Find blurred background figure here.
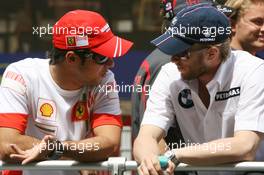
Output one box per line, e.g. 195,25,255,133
225,0,264,56
15,0,33,53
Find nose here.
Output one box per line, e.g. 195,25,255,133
105,59,115,68
261,24,264,32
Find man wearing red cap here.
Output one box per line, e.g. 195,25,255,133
0,10,133,175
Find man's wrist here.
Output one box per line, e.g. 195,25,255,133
164,150,180,166
46,139,64,160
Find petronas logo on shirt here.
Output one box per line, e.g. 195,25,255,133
71,101,89,122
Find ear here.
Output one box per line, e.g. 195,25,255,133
65,51,77,63
230,19,238,35
207,47,219,61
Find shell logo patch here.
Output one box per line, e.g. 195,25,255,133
71,101,89,122
37,98,56,121
40,103,53,117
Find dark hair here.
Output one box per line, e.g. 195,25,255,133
48,46,91,65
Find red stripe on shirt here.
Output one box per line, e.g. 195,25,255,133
0,113,28,134
91,114,123,129
141,60,151,108
173,0,177,8
2,170,22,175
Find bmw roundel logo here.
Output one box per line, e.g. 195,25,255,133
178,89,194,109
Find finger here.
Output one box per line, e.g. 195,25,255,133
45,135,55,141
165,161,175,175
22,156,36,165
138,163,150,175
10,144,25,155
9,154,27,162
151,158,163,175
10,154,26,159
143,159,159,175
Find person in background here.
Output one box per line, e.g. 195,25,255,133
225,0,264,56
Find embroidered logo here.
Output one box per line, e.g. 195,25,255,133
71,101,89,121
178,89,194,108
40,103,54,117
215,87,240,101
66,36,76,46
37,98,56,121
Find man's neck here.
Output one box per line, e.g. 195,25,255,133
49,65,83,91
198,81,210,109
231,38,257,55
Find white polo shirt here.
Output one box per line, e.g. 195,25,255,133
0,58,122,175
142,50,264,158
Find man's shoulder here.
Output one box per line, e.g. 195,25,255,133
1,58,48,95
134,49,172,83
100,70,115,85
231,50,264,69
143,49,171,69
232,50,264,63
7,58,48,72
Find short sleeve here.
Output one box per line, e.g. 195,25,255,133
141,63,178,134
235,64,264,133
91,71,122,128
0,64,29,133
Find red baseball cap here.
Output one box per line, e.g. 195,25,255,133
52,10,133,58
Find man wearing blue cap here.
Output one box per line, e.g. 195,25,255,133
133,4,264,175
132,0,214,153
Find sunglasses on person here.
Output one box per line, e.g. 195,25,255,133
172,46,211,61
74,50,109,65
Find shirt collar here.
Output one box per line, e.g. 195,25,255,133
207,51,234,91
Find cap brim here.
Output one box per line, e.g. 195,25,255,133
91,36,133,58
151,32,192,55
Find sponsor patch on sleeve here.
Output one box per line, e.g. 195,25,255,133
1,71,26,95
215,87,240,101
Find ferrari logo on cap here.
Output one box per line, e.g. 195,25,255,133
66,36,76,47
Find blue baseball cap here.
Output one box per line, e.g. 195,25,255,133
151,4,231,55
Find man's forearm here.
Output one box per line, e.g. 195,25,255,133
174,133,259,165
62,135,119,162
133,136,160,163
0,134,41,162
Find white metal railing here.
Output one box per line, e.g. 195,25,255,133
1,158,264,175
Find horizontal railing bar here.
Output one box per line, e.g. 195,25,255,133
1,160,264,172
124,161,264,172
0,160,109,171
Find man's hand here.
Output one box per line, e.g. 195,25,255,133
137,154,175,175
9,135,55,164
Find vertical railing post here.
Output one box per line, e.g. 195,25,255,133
108,157,127,175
